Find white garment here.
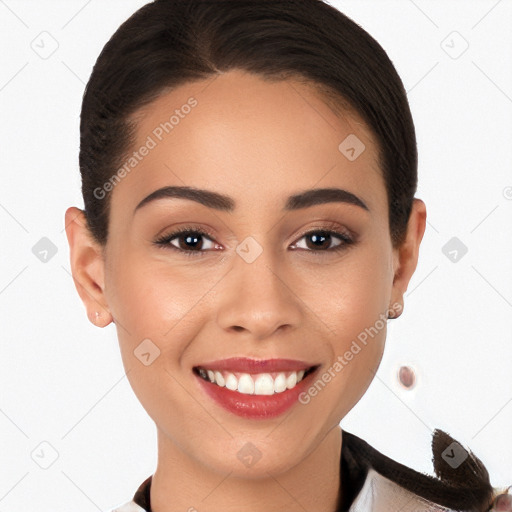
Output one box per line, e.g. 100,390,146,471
347,467,457,512
110,501,145,512
108,468,461,512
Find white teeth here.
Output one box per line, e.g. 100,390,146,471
273,373,287,393
214,371,225,387
198,368,311,395
286,372,297,389
225,372,238,391
237,374,255,394
254,373,274,395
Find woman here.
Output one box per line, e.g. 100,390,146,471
64,0,509,510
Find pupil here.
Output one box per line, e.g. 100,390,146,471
309,233,329,248
184,233,200,248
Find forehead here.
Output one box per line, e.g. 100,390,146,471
110,69,385,217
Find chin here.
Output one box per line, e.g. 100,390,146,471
196,436,310,479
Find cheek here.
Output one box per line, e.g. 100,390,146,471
308,240,393,330
304,240,391,390
299,253,390,424
106,249,210,335
334,244,392,397
105,251,226,388
106,257,210,427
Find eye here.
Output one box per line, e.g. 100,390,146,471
290,229,354,253
153,226,355,257
153,226,220,256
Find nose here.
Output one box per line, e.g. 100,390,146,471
215,244,303,341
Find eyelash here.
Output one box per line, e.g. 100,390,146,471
153,225,355,257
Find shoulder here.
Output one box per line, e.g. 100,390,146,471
104,475,152,512
105,500,147,512
342,428,496,512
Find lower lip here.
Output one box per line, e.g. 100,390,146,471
194,368,318,419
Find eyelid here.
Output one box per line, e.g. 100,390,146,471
291,222,354,244
154,223,217,241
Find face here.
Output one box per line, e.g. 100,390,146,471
66,69,425,478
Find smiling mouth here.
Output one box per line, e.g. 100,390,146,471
193,365,319,395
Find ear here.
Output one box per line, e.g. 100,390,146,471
64,206,112,327
389,198,427,316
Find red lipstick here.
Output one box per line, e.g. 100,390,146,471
193,358,320,419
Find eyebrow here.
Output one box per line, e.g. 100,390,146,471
133,185,369,214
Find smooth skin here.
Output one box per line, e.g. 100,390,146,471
65,69,426,512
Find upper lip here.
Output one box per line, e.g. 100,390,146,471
194,357,317,374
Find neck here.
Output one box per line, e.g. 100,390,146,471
151,425,343,512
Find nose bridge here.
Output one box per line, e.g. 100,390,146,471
216,236,302,338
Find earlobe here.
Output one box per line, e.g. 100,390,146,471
64,207,112,327
389,198,427,317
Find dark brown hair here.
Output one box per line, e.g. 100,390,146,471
79,0,417,247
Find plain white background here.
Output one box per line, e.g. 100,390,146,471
0,0,511,510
